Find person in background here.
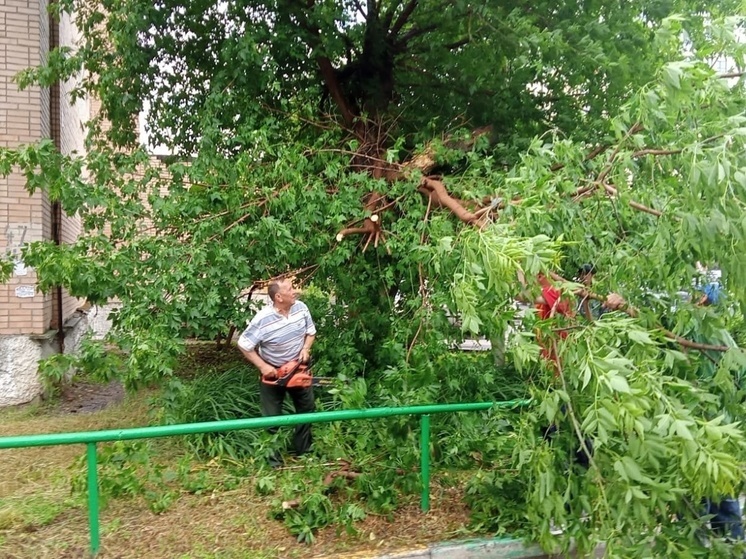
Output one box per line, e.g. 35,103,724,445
693,269,743,542
527,267,630,467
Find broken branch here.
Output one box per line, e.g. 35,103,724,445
336,192,389,243
419,177,479,224
602,183,662,217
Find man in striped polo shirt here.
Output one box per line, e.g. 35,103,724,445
238,278,317,462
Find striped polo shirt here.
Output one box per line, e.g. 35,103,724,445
237,301,316,367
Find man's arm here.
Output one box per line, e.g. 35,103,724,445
236,322,276,379
299,334,315,364
604,293,637,317
238,346,277,380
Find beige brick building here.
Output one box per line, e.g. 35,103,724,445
0,0,88,405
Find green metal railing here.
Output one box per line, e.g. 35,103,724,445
0,399,529,556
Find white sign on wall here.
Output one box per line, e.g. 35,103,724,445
4,224,33,278
15,285,35,298
13,259,28,276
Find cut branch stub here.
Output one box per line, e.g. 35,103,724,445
335,191,386,251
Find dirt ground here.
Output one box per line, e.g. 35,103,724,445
55,380,126,414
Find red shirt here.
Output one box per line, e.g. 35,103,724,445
536,275,574,321
535,275,574,372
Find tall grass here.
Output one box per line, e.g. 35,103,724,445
162,365,270,460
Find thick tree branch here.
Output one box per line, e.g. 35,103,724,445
381,0,401,30
316,57,356,127
395,24,438,49
418,177,479,225
292,3,358,127
389,0,418,38
335,192,389,251
337,224,375,238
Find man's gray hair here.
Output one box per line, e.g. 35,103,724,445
267,280,282,302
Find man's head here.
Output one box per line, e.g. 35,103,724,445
577,263,596,286
268,278,297,310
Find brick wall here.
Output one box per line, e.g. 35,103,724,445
1,0,87,335
0,0,53,335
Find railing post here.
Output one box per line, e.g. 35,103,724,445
420,414,430,512
86,442,101,556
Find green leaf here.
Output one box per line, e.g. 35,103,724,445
662,64,682,89
672,419,694,441
627,329,656,345
607,374,631,394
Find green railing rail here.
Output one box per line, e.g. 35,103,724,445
0,399,529,556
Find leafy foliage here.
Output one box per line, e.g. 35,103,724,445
4,0,746,555
37,334,127,396
159,344,526,541
0,257,12,284
69,440,241,514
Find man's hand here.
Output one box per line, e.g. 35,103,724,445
238,348,278,379
299,334,315,363
299,348,311,364
604,293,626,311
260,365,278,380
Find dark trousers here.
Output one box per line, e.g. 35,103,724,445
542,405,593,468
705,497,744,541
259,382,315,455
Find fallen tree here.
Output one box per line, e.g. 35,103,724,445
3,0,746,556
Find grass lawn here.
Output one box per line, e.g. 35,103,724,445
0,348,488,559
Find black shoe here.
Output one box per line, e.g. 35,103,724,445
268,453,283,469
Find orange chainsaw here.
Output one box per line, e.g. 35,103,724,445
262,359,332,388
